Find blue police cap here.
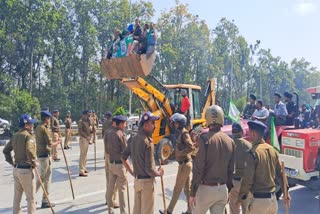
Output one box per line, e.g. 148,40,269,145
82,110,89,115
140,111,160,125
112,115,128,122
248,120,267,131
41,111,52,118
250,94,256,101
232,122,243,133
105,111,112,117
274,92,281,98
19,114,37,127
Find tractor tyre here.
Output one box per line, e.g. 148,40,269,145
155,138,173,165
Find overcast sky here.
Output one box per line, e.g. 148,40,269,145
149,0,320,69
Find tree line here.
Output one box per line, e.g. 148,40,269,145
1,0,319,129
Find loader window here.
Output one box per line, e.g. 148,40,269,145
192,90,201,119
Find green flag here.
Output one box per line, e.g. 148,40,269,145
270,116,281,153
228,100,240,122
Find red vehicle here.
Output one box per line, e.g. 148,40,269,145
279,86,320,189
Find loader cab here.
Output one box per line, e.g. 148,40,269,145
165,84,202,128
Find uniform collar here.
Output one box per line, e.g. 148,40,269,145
252,138,265,146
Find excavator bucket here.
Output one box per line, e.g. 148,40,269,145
100,53,156,80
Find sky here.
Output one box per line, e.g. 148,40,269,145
148,0,320,69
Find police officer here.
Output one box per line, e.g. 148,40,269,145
104,117,119,208
64,110,72,149
51,110,61,161
78,110,92,177
243,94,257,119
160,113,194,214
228,122,252,214
238,120,291,213
3,114,37,214
284,92,296,125
35,111,60,208
189,105,235,214
107,115,128,214
102,111,113,138
122,111,164,214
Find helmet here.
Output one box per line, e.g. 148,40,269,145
19,114,37,127
170,113,187,127
205,105,224,126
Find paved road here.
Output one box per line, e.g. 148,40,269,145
0,139,319,214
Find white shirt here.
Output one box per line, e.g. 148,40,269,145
252,107,269,119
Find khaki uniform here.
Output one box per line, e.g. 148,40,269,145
35,123,53,203
122,130,159,214
104,126,118,205
238,140,284,214
167,128,194,213
102,118,112,137
3,129,37,214
64,116,72,148
51,116,60,159
107,127,128,214
78,117,91,174
191,130,235,214
229,136,252,214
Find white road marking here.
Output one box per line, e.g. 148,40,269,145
54,174,176,204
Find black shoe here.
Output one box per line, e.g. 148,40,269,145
64,147,69,150
79,173,88,177
159,210,172,214
41,202,55,208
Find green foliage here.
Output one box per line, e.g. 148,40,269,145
0,90,40,131
234,97,247,113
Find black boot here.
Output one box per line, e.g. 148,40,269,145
159,210,172,214
41,202,55,208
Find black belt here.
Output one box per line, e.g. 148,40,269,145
15,164,32,169
178,159,190,165
233,177,241,181
110,160,122,164
136,175,152,179
253,192,275,199
38,154,49,158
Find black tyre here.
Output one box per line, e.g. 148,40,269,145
155,138,173,165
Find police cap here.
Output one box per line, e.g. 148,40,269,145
19,114,37,127
41,111,52,118
82,110,89,115
105,111,112,117
249,94,257,101
52,109,59,113
112,115,127,122
248,120,267,133
274,92,281,98
284,92,293,99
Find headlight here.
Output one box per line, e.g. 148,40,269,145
296,140,304,148
289,169,299,177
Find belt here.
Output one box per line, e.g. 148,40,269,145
178,159,190,165
202,181,225,186
136,175,152,179
38,154,50,158
253,192,275,199
15,164,33,169
110,160,122,164
233,176,241,181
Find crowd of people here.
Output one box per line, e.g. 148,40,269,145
106,19,157,59
242,92,320,129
